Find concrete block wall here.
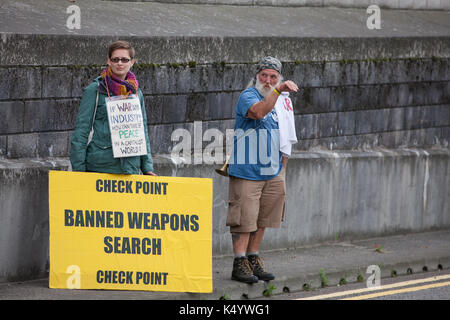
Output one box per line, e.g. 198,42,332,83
1,57,449,158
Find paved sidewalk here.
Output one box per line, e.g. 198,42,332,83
1,229,449,300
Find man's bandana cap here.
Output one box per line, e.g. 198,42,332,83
256,56,282,75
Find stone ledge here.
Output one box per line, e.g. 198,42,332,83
2,34,449,66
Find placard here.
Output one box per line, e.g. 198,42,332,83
105,95,147,158
49,171,212,293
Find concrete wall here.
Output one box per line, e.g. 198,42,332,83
0,31,449,281
1,149,449,282
0,159,69,282
162,149,450,254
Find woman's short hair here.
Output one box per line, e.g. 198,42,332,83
108,40,135,59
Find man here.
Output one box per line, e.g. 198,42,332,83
227,57,298,283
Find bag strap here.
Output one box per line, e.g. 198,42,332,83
87,85,99,146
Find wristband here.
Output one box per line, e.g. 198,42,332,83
273,88,281,96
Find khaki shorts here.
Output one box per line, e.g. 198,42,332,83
226,167,286,233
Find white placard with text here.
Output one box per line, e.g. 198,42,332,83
106,95,147,158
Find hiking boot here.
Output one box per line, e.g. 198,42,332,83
247,255,275,281
231,257,259,283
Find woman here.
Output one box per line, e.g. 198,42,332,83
70,40,156,175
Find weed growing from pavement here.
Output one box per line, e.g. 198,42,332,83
263,284,276,297
357,273,364,282
219,293,231,300
320,269,329,288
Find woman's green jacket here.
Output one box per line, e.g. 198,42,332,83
70,77,154,174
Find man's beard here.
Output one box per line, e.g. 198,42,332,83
254,77,281,98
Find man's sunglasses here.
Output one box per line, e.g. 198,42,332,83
110,57,132,63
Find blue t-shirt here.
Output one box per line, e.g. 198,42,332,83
228,87,282,180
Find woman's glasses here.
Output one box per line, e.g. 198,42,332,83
110,57,132,63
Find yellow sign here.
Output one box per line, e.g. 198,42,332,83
48,170,212,293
